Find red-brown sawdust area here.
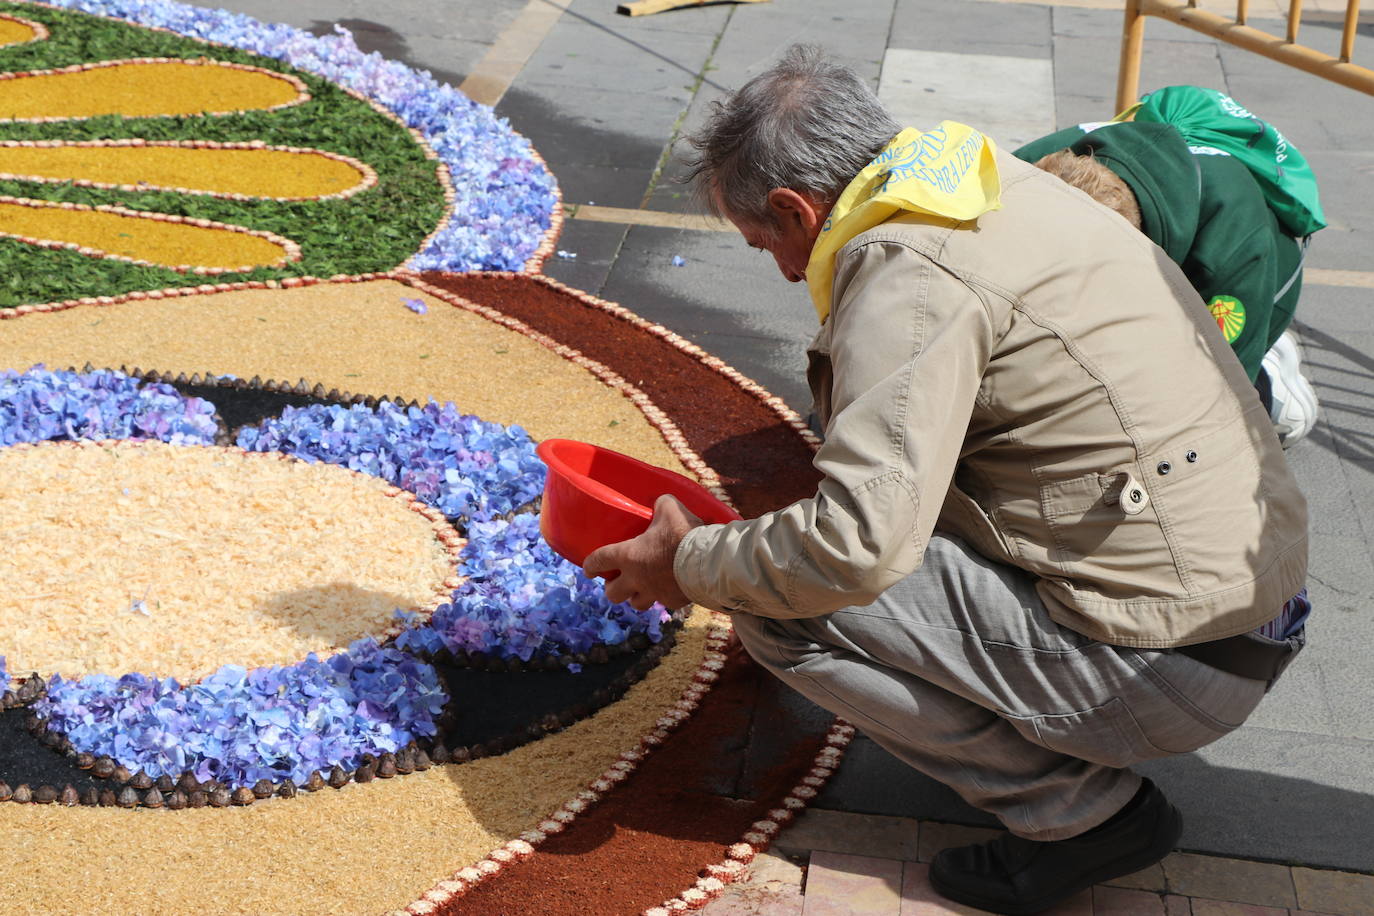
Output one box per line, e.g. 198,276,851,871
420,272,824,519
436,639,825,916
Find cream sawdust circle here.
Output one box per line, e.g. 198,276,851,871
0,438,457,681
0,2,840,915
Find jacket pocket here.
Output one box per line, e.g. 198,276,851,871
1038,471,1173,585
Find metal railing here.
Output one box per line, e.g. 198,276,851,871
1117,0,1374,111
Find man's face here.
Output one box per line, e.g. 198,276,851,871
718,187,829,284
733,215,811,284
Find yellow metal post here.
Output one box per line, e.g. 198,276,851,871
1340,0,1360,62
1117,0,1147,114
1287,0,1303,43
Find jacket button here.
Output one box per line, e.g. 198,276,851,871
1157,460,1171,475
1185,450,1198,462
1130,488,1143,503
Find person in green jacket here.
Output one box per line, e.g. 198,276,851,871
1014,94,1320,448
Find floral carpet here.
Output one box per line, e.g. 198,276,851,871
0,2,839,914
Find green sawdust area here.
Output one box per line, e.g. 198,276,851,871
0,1,445,308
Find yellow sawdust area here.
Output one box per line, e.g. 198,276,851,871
0,16,38,46
0,610,715,915
0,278,689,472
0,59,301,120
0,144,368,199
0,440,454,681
0,200,290,269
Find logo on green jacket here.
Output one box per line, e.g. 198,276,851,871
1208,295,1246,343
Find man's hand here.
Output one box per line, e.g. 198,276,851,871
583,494,703,611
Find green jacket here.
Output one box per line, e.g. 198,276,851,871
1015,122,1303,380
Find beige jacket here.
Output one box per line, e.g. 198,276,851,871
674,150,1307,648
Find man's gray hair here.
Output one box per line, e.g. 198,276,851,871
682,45,900,234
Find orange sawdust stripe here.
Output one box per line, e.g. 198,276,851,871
0,13,46,47
0,140,374,200
0,58,308,122
0,197,297,272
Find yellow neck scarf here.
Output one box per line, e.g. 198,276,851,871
805,122,1003,322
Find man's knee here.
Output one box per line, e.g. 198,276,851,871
730,612,821,673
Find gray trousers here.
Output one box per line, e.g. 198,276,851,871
732,535,1282,841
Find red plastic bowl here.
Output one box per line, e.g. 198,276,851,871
535,438,742,567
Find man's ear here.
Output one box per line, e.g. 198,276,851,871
766,187,823,234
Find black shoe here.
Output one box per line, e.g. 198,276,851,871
928,779,1182,915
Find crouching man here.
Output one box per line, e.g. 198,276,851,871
584,46,1309,916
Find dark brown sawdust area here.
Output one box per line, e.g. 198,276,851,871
437,640,824,916
420,272,824,519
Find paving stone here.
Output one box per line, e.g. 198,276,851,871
898,861,1091,915
802,850,902,915
1103,862,1167,893
1240,652,1338,738
643,0,896,214
1186,899,1289,916
1292,866,1374,916
1092,885,1166,915
599,223,815,412
1299,152,1374,268
702,851,805,916
1051,5,1218,43
753,850,807,886
567,0,733,37
1050,91,1120,129
1163,895,1192,916
701,889,803,916
1135,39,1229,96
891,0,1051,57
1160,853,1297,908
1050,34,1225,116
1296,283,1374,336
878,48,1055,149
1142,732,1374,873
541,217,628,296
514,10,723,96
697,0,892,85
915,821,1002,864
774,809,920,862
897,862,987,915
499,82,689,169
1294,638,1374,743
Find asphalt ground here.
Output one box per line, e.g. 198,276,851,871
206,0,1374,876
